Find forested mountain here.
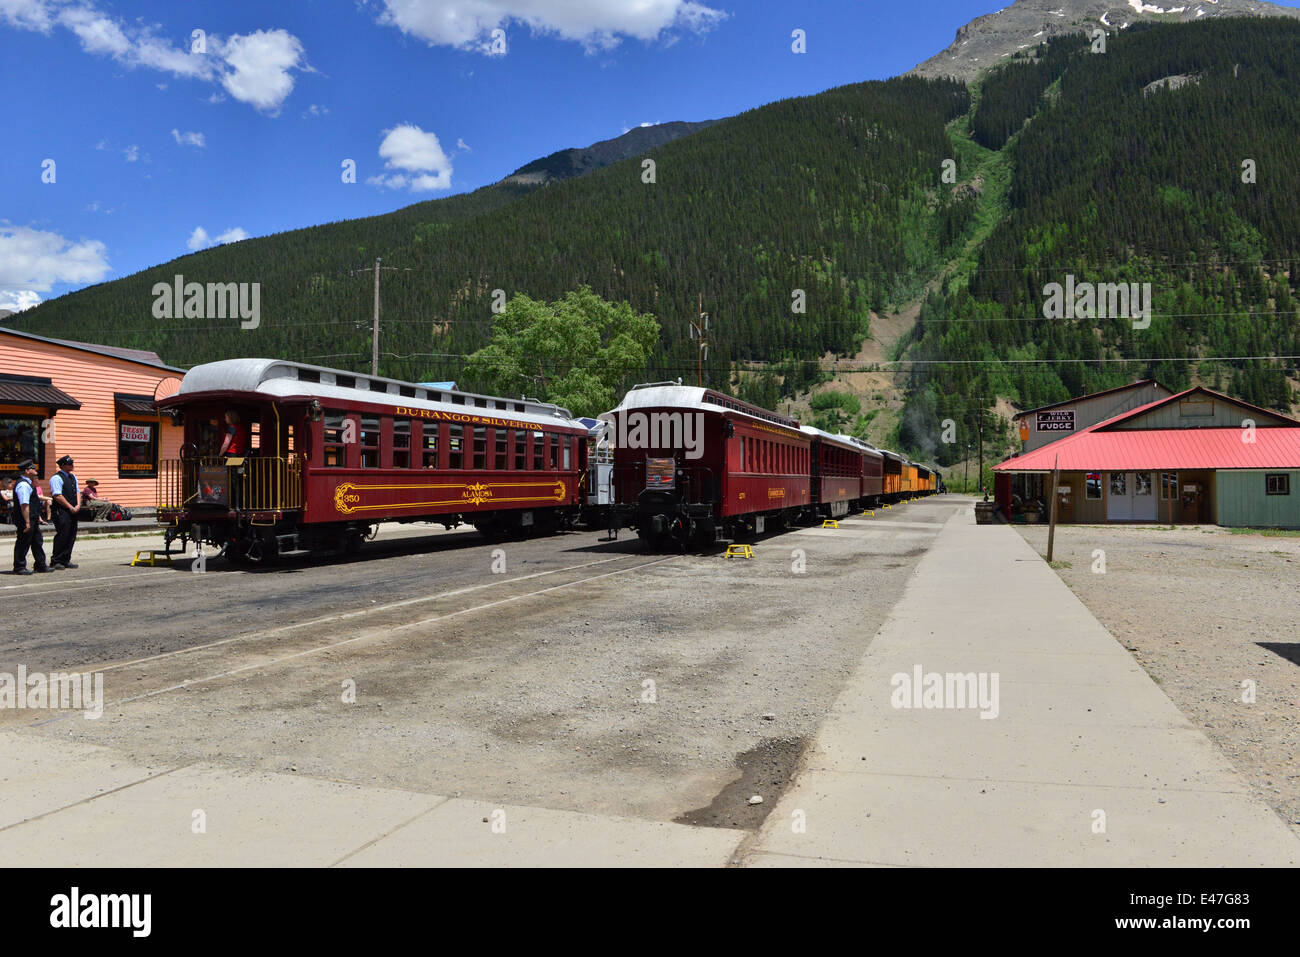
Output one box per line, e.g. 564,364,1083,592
897,18,1300,466
11,13,1300,467
14,76,973,391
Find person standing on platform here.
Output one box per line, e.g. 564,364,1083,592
12,459,50,575
49,454,80,570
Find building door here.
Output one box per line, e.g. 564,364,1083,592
1106,472,1132,520
1132,471,1157,520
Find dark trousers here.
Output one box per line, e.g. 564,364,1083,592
53,509,79,566
13,521,47,572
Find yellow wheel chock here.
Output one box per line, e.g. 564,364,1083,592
724,544,754,559
131,550,172,567
821,520,839,529
863,509,875,516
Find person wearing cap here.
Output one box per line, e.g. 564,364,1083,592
12,459,50,575
49,454,80,570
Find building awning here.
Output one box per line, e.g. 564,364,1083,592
0,373,81,411
114,392,156,414
995,427,1300,472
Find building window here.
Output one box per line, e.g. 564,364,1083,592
1109,473,1126,497
1266,473,1290,496
0,415,43,474
1134,472,1152,496
393,419,411,468
1085,473,1102,500
1161,472,1179,500
117,420,158,478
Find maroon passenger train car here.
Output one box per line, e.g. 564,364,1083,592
599,383,813,546
801,426,885,517
156,358,589,561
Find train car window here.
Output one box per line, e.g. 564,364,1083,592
400,386,415,398
533,432,545,471
448,424,464,469
359,416,380,468
422,423,439,468
451,395,465,405
563,437,571,471
393,419,411,468
323,411,347,467
473,426,487,470
368,380,388,393
514,430,526,470
494,429,508,470
549,434,559,470
336,375,355,389
298,369,320,383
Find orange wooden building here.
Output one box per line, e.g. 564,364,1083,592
1,327,185,509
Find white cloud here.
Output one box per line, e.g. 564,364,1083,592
187,225,249,251
302,103,329,118
366,123,453,192
171,128,206,148
0,2,306,112
122,144,140,162
0,224,111,311
218,29,305,113
456,137,470,152
375,0,726,53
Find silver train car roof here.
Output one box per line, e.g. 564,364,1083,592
176,358,582,430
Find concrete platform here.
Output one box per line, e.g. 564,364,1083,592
0,732,743,867
739,511,1300,867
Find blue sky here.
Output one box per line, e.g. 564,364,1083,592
0,0,1138,311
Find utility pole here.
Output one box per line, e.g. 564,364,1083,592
977,408,984,494
964,444,971,492
371,257,381,377
687,293,709,388
1046,453,1061,562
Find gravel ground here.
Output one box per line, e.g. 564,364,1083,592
1018,523,1300,837
1,500,958,827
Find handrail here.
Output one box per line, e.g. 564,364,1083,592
159,455,304,512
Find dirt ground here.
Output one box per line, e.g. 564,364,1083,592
1018,523,1300,837
0,500,958,829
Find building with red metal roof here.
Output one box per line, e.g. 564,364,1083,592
994,387,1300,527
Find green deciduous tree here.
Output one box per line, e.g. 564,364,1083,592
463,286,659,416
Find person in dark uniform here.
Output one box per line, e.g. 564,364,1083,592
49,454,80,570
12,459,50,575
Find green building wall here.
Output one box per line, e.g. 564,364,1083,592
1216,470,1300,528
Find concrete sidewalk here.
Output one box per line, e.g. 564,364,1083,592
740,506,1300,866
0,732,743,866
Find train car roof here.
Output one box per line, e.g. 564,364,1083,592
605,383,801,432
799,424,866,452
174,358,583,430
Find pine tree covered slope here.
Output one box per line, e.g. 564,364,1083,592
897,18,1300,466
13,77,972,389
